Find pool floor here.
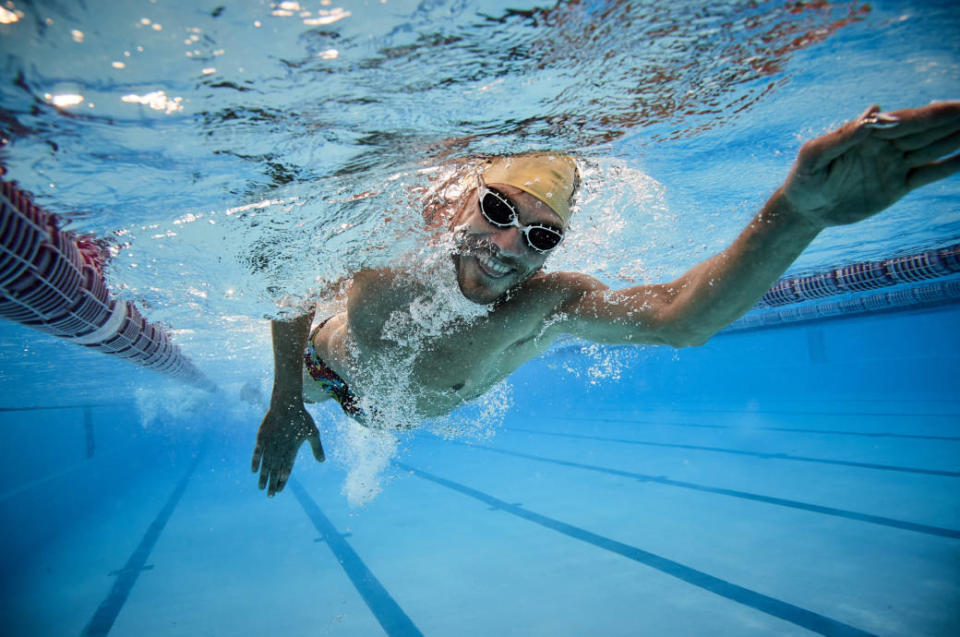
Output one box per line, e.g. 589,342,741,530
2,398,958,637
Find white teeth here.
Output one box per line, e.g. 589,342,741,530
476,253,512,277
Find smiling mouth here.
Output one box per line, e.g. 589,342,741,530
474,252,515,279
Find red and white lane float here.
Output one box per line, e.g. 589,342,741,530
0,178,215,392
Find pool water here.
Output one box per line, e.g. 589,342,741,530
1,0,959,635
2,306,958,636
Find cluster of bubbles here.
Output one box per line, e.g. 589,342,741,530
330,415,399,507
426,380,514,442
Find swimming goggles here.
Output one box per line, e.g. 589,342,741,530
477,174,564,253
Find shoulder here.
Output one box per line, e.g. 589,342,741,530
347,267,412,342
522,270,609,300
514,270,609,322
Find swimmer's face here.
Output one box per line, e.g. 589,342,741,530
451,183,564,305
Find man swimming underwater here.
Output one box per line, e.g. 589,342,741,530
252,102,960,497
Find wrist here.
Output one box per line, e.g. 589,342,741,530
769,187,827,236
270,387,304,409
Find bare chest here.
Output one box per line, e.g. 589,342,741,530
407,317,545,398
319,293,553,417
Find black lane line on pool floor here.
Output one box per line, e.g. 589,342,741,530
289,479,424,637
453,442,960,539
548,417,960,441
0,403,121,412
81,452,203,637
503,427,960,478
576,405,960,418
396,461,877,637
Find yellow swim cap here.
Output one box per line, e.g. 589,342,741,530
481,153,579,226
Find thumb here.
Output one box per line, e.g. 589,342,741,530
308,431,326,463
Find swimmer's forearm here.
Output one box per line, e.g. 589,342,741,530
660,187,821,342
561,189,821,346
269,312,315,405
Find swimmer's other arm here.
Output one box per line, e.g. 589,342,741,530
252,311,326,497
549,102,960,347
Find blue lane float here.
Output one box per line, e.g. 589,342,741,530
0,178,216,392
727,278,960,332
758,244,960,307
724,244,960,332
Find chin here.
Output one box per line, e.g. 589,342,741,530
454,255,512,305
460,284,503,305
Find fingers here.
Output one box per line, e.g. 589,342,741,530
253,409,323,497
258,441,306,497
251,443,263,473
907,153,960,190
857,104,882,121
904,130,960,167
259,454,285,497
861,112,901,130
255,439,278,494
253,437,278,495
270,449,298,496
258,462,270,490
870,101,960,140
889,121,958,152
808,102,960,171
258,450,285,497
276,470,291,494
308,431,326,463
268,469,281,497
872,102,960,188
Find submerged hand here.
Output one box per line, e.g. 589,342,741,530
783,101,960,227
252,399,325,497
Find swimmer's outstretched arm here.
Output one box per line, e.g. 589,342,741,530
252,312,326,497
550,101,960,347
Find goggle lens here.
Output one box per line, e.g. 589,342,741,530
527,225,563,252
480,192,516,226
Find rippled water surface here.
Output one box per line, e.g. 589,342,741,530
1,0,958,393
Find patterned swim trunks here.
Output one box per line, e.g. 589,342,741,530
304,319,364,420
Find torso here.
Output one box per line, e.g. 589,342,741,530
307,266,570,419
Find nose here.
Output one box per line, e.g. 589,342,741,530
489,225,525,257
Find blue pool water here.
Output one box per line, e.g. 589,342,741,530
1,0,959,635
2,307,959,636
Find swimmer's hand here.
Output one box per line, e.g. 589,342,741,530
252,400,325,497
783,101,960,228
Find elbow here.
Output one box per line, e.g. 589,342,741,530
667,336,710,349
683,333,713,348
661,326,715,349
